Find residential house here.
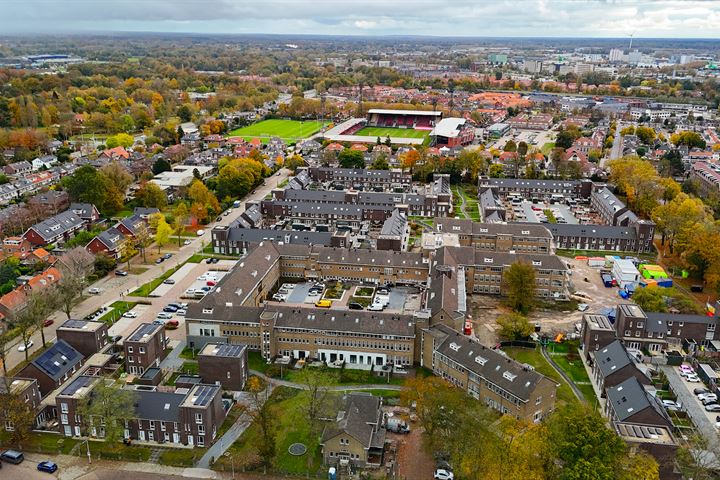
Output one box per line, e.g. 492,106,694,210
124,323,168,375
56,320,110,358
116,214,148,239
4,161,32,177
86,227,126,259
23,203,99,246
580,313,617,360
605,377,673,429
591,340,650,394
320,393,386,468
0,377,42,431
17,340,84,397
198,343,248,391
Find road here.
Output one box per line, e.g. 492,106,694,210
603,121,623,168
662,365,720,450
5,169,290,372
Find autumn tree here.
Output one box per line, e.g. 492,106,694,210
188,179,220,224
651,192,709,254
246,376,277,467
0,377,37,448
136,181,167,209
105,133,134,149
78,381,137,444
496,312,534,340
607,155,662,217
100,162,133,193
0,331,12,376
152,213,173,253
14,308,37,362
119,236,138,271
173,202,190,246
338,149,365,169
134,223,152,263
502,261,536,314
671,130,706,149
399,149,420,172
285,154,305,173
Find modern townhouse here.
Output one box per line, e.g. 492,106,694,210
56,319,110,358
17,340,85,397
124,323,168,375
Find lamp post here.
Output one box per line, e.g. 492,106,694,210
84,438,92,464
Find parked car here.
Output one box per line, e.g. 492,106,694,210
115,270,128,276
577,303,589,312
434,469,454,480
348,302,364,310
163,278,176,285
43,319,54,327
196,230,205,236
706,404,720,412
183,239,191,245
37,461,57,473
122,311,138,319
176,309,187,316
698,393,717,402
155,258,164,264
185,288,196,296
702,397,718,406
152,319,165,325
88,287,101,294
686,374,701,383
272,293,287,302
205,258,214,264
206,280,217,287
157,312,173,319
368,302,385,311
315,300,332,308
694,388,710,395
18,340,34,352
307,290,321,297
662,399,678,408
1,449,24,464
163,306,178,313
165,319,180,330
162,253,172,260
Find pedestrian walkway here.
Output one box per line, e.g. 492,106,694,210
540,346,585,403
161,339,187,370
196,414,252,468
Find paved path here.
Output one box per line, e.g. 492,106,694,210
540,346,585,403
161,339,187,370
662,365,719,450
455,186,470,219
249,369,403,391
196,414,252,468
602,121,623,168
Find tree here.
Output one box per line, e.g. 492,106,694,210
502,261,536,314
503,140,517,152
188,179,220,223
246,377,276,467
96,163,131,192
0,377,37,448
338,149,365,169
61,165,109,210
607,156,661,217
399,149,420,172
78,382,137,444
635,126,656,144
545,404,630,480
630,286,667,313
677,433,719,480
671,130,706,149
496,312,534,340
153,213,173,253
14,308,37,362
0,331,12,376
173,202,190,246
285,154,305,173
136,181,167,209
488,163,504,178
370,154,390,170
105,133,134,149
555,126,581,149
296,368,336,426
651,192,708,254
152,157,172,175
119,237,138,272
93,254,116,277
134,223,152,263
177,104,193,123
55,247,94,320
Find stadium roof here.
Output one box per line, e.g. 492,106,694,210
367,109,442,117
431,118,468,138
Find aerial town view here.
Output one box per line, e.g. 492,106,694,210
1,2,720,479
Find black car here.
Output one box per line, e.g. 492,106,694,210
163,305,179,313
162,253,173,260
211,257,220,264
206,258,214,264
155,258,164,264
695,387,711,395
348,302,364,310
115,270,128,276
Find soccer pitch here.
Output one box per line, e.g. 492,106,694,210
354,127,430,139
226,119,326,143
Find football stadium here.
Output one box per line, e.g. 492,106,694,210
323,108,474,146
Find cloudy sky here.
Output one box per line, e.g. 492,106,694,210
2,0,720,38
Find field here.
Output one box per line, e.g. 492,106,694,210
226,119,326,143
355,126,430,139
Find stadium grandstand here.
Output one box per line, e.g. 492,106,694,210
323,108,443,145
430,118,476,147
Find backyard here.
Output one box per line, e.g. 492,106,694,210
503,346,579,406
226,119,326,143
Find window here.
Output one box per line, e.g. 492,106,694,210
198,436,205,447
60,403,68,413
127,346,134,354
161,422,166,432
139,347,145,354
61,414,68,425
624,330,631,336
149,421,155,429
195,413,203,424
536,396,542,405
198,424,205,435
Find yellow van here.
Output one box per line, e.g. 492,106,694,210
315,299,332,308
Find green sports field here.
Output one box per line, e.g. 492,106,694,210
354,126,430,139
226,119,326,143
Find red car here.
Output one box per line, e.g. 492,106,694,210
43,319,54,327
165,319,180,330
206,280,217,286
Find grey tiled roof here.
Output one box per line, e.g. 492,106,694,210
606,376,671,424
596,340,634,378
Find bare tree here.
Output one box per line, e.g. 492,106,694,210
297,368,335,425
0,331,11,376
21,290,55,349
56,247,94,319
14,307,37,362
78,381,137,443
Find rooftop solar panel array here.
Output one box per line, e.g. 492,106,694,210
214,344,245,357
62,319,89,329
33,340,82,379
192,385,216,406
60,375,95,396
128,323,160,342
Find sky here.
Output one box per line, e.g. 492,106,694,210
2,0,720,38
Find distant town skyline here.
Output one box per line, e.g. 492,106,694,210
2,0,720,39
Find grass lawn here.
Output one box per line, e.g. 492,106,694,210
282,364,404,386
159,446,206,467
215,387,324,476
503,347,578,406
180,361,200,375
131,264,183,296
226,120,326,143
349,296,372,308
409,216,434,228
355,126,429,140
355,286,375,297
556,249,656,262
97,301,137,324
461,186,481,221
248,351,271,374
0,431,152,461
550,352,597,405
541,142,556,155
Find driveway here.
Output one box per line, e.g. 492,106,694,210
662,365,720,450
4,169,290,371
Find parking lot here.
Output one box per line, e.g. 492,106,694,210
516,200,579,224
270,281,421,314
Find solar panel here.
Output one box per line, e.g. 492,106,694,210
193,385,215,406
216,344,244,357
61,376,94,396
33,340,80,377
62,319,90,329
129,323,160,342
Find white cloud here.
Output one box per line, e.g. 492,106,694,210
0,0,719,37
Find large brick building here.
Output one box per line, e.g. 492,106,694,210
306,167,412,192
433,218,553,254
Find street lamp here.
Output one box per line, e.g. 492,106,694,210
84,438,92,464
224,452,235,479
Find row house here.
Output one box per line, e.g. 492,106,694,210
433,218,553,254
306,167,412,192
23,203,100,246
478,178,594,200
56,319,110,358
0,377,42,432
542,221,655,254
17,340,84,397
124,323,168,375
421,324,557,423
86,227,126,259
591,339,651,394
690,161,720,196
